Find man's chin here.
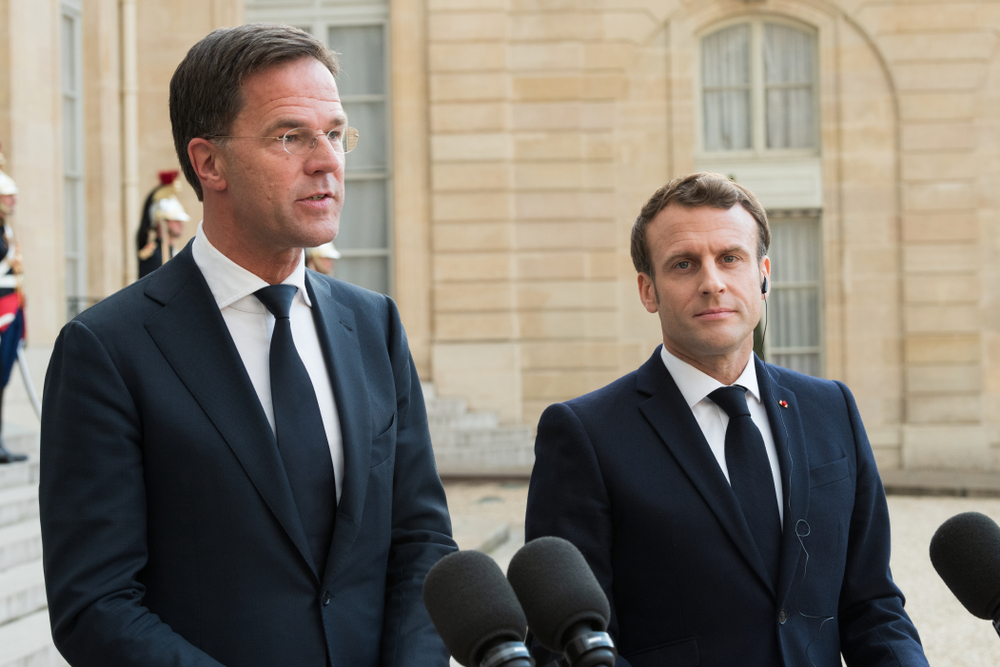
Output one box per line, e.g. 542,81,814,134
669,329,752,359
298,222,339,248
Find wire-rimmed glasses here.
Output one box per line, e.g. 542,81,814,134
212,127,360,155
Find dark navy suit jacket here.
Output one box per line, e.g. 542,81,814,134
526,348,928,667
39,246,456,666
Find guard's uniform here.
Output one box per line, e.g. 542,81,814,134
0,223,24,389
137,171,190,279
0,146,27,463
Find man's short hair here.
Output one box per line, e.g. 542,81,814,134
630,172,771,275
169,23,340,201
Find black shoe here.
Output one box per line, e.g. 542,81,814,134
0,442,27,463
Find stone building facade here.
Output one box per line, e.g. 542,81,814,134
1,0,998,472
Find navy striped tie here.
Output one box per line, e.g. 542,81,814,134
256,284,335,574
709,385,780,585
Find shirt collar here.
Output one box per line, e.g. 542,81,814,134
191,220,312,312
659,345,761,408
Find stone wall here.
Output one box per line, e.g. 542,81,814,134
421,0,1000,470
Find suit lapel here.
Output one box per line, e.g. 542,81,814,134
636,350,774,591
305,273,372,585
142,247,316,578
756,359,810,602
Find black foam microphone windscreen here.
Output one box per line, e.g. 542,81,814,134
930,511,1000,620
506,536,611,653
422,550,528,667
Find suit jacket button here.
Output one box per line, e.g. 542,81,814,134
322,591,332,606
778,609,787,624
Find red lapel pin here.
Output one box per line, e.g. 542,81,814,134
779,400,788,408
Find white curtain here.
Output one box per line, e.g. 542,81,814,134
763,24,816,150
768,217,821,376
702,25,751,151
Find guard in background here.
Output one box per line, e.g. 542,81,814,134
0,146,27,464
137,170,190,279
305,241,340,276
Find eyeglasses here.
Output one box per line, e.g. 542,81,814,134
212,127,360,155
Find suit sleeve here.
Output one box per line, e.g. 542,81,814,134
525,402,634,667
835,382,929,667
39,321,225,666
379,298,457,667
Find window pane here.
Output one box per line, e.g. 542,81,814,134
704,90,751,151
764,24,814,86
766,87,815,149
772,353,820,377
343,101,387,171
769,218,819,283
702,24,751,151
339,179,388,249
61,15,75,91
64,179,79,254
65,257,79,297
334,256,389,294
771,288,819,347
703,25,750,87
328,25,384,95
63,98,78,169
764,24,816,149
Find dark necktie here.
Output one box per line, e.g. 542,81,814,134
708,385,781,585
255,284,335,574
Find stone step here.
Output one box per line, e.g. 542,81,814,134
433,425,534,450
0,560,46,627
0,461,38,494
435,442,535,477
424,396,468,418
0,485,38,529
0,519,42,573
0,608,66,667
428,410,499,432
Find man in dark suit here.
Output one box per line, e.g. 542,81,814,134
39,24,456,666
525,173,928,666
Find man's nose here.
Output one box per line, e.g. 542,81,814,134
305,135,345,174
699,264,726,294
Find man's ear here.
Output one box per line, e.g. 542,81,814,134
188,138,227,195
638,272,658,314
760,255,771,300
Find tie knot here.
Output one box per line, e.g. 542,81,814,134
709,385,751,419
255,284,298,319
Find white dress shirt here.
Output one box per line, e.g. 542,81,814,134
192,222,344,502
660,346,783,524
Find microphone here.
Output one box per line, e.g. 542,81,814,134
506,536,617,667
930,511,1000,637
422,550,534,667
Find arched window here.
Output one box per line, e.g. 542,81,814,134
701,20,817,154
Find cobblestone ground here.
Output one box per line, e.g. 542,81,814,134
444,482,1000,666
888,495,1000,667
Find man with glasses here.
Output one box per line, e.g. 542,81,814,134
39,23,456,667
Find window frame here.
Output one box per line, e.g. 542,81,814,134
696,15,821,161
61,0,87,318
759,209,825,377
